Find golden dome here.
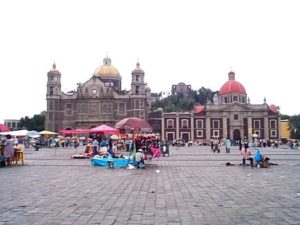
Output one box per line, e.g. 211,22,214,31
93,57,120,77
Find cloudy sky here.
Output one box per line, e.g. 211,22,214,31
0,0,299,123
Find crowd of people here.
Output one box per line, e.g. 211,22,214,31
1,130,298,169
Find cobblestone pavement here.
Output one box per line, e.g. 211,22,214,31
1,145,300,225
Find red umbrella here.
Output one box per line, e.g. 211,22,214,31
90,124,118,134
115,117,152,132
0,124,10,132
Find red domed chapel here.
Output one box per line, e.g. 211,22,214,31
149,71,280,142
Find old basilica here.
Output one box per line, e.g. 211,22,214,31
45,57,151,132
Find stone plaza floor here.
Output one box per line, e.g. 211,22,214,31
1,145,300,225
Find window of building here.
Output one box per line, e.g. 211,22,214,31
181,119,188,128
90,103,99,114
118,103,125,114
65,103,73,116
102,104,107,113
224,97,228,103
140,101,144,108
270,119,277,129
270,130,277,137
254,120,261,129
212,120,220,129
80,103,88,114
135,86,139,94
213,130,219,137
233,96,238,102
107,104,112,113
234,114,239,120
50,86,53,95
167,119,174,129
196,119,204,129
197,130,203,137
136,75,139,81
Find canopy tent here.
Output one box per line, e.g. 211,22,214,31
90,124,119,134
115,117,152,132
39,130,58,135
0,124,10,132
0,129,29,136
26,130,40,137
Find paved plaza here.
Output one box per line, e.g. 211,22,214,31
1,145,300,225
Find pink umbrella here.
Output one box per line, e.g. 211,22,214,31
90,124,119,134
115,117,152,132
0,124,10,132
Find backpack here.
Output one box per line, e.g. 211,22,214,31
0,155,5,168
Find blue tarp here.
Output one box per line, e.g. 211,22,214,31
90,157,133,167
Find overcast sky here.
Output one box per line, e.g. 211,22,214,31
0,0,299,123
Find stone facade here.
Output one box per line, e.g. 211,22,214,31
45,57,151,132
149,71,280,142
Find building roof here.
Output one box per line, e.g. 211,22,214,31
219,71,246,95
93,57,121,78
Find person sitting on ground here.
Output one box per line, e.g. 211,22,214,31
135,149,145,168
254,149,270,167
241,143,254,167
99,139,107,155
84,142,93,156
92,138,99,156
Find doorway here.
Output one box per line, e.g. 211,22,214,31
233,129,241,142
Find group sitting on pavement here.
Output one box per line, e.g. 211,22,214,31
241,142,270,168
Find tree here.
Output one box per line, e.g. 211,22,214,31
289,114,300,139
197,87,214,105
151,86,214,112
280,114,290,120
19,111,46,131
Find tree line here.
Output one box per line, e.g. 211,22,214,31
151,87,214,112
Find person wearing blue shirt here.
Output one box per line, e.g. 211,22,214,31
254,149,269,167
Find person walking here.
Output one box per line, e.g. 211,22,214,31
225,137,231,153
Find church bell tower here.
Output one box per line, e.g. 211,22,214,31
45,63,62,131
